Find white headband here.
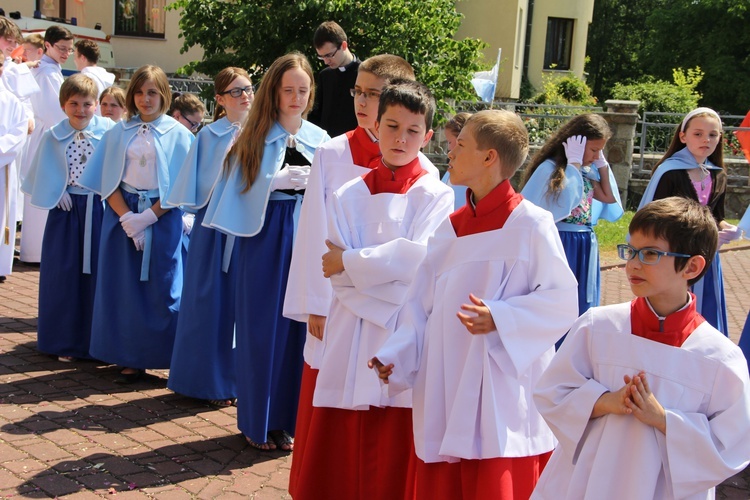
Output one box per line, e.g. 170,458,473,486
681,107,721,132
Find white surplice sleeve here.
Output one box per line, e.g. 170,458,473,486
483,208,579,377
283,147,332,321
328,185,453,328
0,94,27,166
532,309,611,458
663,349,750,499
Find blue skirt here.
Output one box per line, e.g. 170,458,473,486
89,189,183,369
37,193,102,359
559,229,600,316
692,253,728,336
235,199,305,443
738,311,750,373
168,206,238,400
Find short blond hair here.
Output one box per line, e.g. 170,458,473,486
466,110,529,178
59,73,99,106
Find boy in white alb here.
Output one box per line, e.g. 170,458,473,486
371,110,579,499
293,80,453,499
532,197,750,500
0,58,29,282
284,55,437,497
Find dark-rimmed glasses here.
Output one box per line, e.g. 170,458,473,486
317,46,340,61
350,88,381,102
220,86,254,98
54,44,74,55
617,244,691,265
180,114,201,132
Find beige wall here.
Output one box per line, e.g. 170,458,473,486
456,0,528,100
526,0,594,93
2,0,203,73
455,0,594,100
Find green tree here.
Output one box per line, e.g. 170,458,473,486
640,0,750,114
166,0,486,121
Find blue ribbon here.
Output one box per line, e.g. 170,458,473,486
222,235,235,274
120,182,160,281
67,186,95,275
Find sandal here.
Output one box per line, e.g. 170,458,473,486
115,368,144,385
268,430,294,451
245,433,277,451
207,398,236,409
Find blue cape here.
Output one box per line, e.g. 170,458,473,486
203,120,329,237
77,114,195,200
165,117,239,212
638,147,722,210
21,114,114,209
521,158,623,224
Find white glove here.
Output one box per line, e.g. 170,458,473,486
57,191,73,211
132,231,145,251
182,213,195,236
593,150,608,170
120,208,158,238
271,165,311,191
563,135,586,166
718,224,742,246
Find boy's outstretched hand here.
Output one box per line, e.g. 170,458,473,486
368,357,394,384
625,372,667,434
322,240,345,278
457,293,496,334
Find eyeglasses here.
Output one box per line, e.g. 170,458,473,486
617,244,691,265
180,114,201,132
220,86,254,98
54,44,74,55
317,46,340,61
350,88,381,102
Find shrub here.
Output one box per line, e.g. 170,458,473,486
530,72,597,106
611,67,703,114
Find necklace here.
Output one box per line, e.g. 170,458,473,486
698,163,710,190
137,124,151,168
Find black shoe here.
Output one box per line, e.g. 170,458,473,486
114,369,144,384
0,276,5,283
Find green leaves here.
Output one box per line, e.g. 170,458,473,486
167,0,486,124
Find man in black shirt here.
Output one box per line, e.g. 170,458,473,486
308,21,360,137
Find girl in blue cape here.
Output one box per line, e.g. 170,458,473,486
21,74,114,362
165,67,254,407
203,53,329,451
77,65,194,383
638,108,741,336
522,113,623,318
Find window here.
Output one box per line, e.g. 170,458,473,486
37,0,65,20
115,0,166,38
543,17,574,70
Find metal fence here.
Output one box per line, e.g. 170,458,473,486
636,111,749,170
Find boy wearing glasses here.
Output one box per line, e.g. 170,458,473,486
532,196,750,499
21,24,74,264
308,21,359,136
285,55,439,497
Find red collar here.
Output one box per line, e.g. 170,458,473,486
450,180,523,236
362,156,427,195
345,127,381,168
630,294,705,347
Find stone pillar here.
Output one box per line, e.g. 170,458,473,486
600,100,639,207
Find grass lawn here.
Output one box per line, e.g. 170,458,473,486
595,211,744,267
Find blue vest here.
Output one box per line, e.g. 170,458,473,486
202,120,329,237
521,158,623,224
22,114,114,209
165,117,240,212
77,114,195,200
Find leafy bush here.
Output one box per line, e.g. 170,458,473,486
530,72,597,106
611,67,703,114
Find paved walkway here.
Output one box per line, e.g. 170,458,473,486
1,247,749,499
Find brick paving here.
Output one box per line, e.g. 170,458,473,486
1,246,749,499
